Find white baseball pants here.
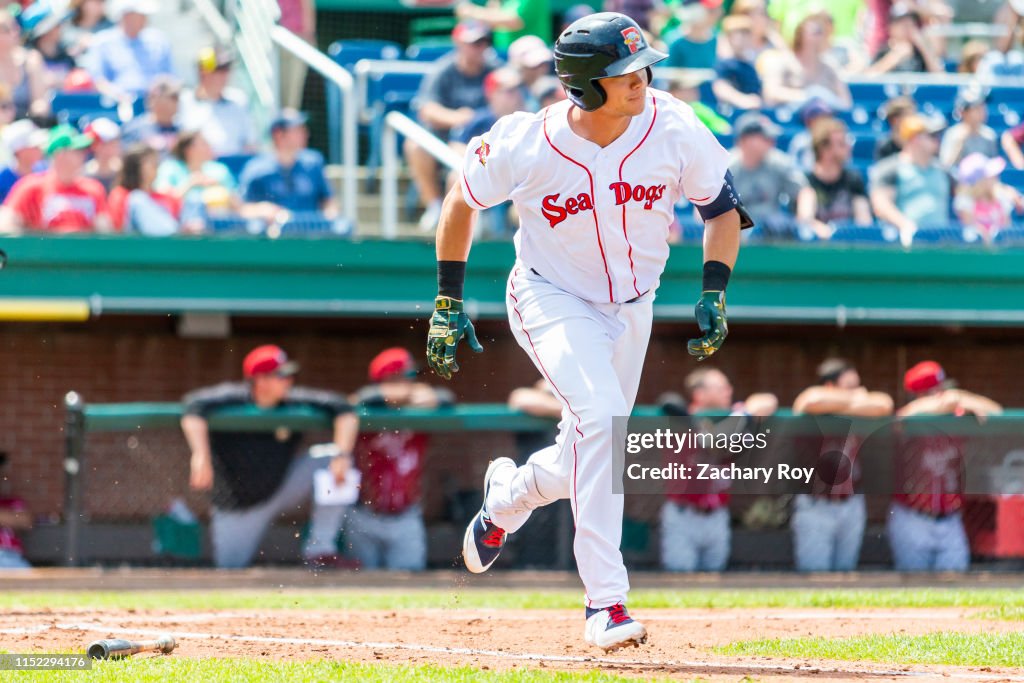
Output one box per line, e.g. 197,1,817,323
486,265,654,608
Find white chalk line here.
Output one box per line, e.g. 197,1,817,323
15,621,1020,682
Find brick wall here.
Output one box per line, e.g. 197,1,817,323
2,316,1023,520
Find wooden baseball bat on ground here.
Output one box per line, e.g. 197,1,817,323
87,635,177,659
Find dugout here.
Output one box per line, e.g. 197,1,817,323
3,235,1024,569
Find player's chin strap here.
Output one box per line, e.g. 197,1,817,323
695,171,755,230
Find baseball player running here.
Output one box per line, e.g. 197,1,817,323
426,12,752,652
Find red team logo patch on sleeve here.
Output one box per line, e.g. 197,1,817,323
475,140,491,166
620,27,643,54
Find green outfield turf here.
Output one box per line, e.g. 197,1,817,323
0,587,1021,612
717,631,1024,667
4,659,681,683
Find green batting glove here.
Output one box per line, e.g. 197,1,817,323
426,296,483,379
687,290,728,361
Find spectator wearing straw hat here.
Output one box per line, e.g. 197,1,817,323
347,347,454,571
888,361,1002,572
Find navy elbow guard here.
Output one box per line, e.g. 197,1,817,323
695,171,755,230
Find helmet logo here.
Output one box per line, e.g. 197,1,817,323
475,139,491,166
621,27,643,54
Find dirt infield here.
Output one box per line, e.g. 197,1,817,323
1,571,1023,681
1,604,1021,682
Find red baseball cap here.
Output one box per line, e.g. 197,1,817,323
452,20,491,44
243,344,299,378
369,347,416,382
904,361,950,394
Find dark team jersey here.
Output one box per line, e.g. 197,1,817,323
182,382,352,510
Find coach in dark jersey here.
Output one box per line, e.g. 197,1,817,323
181,344,358,569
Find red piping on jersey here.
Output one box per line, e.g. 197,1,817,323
617,95,658,299
689,195,711,203
462,171,490,210
543,109,614,303
508,268,584,574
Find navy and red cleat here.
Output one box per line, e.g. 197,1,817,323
584,603,648,651
462,457,514,573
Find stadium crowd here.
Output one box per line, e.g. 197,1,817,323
404,0,1024,245
0,0,340,237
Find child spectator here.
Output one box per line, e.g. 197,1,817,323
0,123,111,233
954,153,1024,244
109,143,181,235
939,86,998,169
83,117,121,192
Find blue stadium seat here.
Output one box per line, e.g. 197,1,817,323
207,217,262,235
848,82,895,105
277,213,353,237
830,224,897,244
994,225,1024,246
715,133,734,150
217,154,255,182
851,134,880,160
912,84,959,107
51,91,122,127
364,70,429,187
912,226,980,245
1002,169,1024,190
326,40,403,164
677,218,704,243
327,39,402,72
405,44,452,62
988,86,1024,108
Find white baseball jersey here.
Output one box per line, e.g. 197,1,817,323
460,88,732,304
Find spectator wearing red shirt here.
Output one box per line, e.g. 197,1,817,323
0,124,111,234
348,348,454,571
889,361,1002,572
660,367,777,572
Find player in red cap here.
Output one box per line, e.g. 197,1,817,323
347,348,454,570
888,360,1002,571
180,344,360,569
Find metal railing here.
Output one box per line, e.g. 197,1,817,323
271,26,358,228
232,0,279,109
381,111,460,239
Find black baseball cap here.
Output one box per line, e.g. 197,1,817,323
735,112,781,140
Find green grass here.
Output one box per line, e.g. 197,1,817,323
718,631,1024,668
5,659,684,683
980,605,1024,621
0,587,1020,612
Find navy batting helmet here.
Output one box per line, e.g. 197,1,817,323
554,12,667,112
